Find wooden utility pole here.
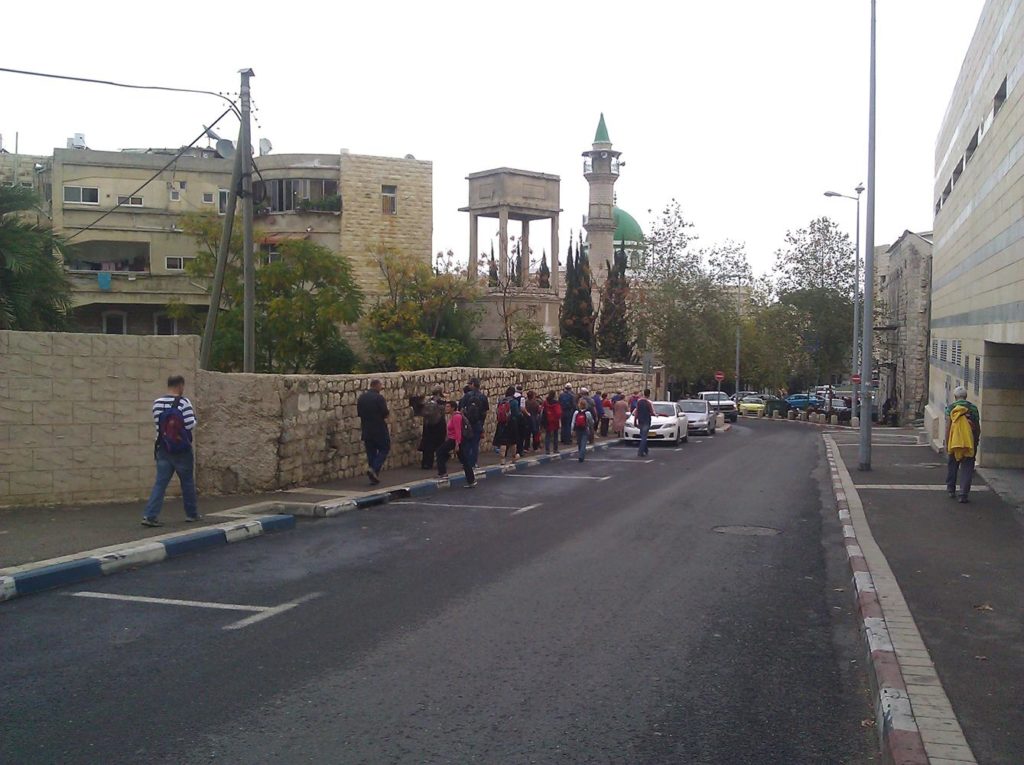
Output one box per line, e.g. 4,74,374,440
239,68,256,372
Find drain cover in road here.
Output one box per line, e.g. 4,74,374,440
712,525,781,536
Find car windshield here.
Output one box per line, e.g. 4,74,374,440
677,401,706,413
703,393,728,400
652,403,677,417
742,397,762,403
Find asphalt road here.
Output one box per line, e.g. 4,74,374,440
2,419,874,764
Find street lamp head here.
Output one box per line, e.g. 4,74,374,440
855,183,865,195
824,191,841,197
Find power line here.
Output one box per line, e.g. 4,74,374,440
65,106,236,242
0,66,240,116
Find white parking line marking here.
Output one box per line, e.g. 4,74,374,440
510,503,542,516
856,484,989,491
583,458,654,463
392,501,527,511
507,474,611,481
223,592,323,631
69,591,324,631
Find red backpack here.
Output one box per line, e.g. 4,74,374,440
574,411,588,429
496,399,511,424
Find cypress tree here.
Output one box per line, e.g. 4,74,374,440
488,240,498,287
573,236,595,347
538,248,550,289
559,234,576,337
598,246,631,361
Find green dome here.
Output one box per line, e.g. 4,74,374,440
613,206,644,245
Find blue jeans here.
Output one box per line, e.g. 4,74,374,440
638,421,651,455
462,425,482,469
143,447,198,521
365,433,391,475
576,427,589,461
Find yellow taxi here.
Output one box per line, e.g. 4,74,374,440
738,395,766,416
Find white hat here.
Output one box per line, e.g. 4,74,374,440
580,387,589,394
953,386,968,398
564,383,572,389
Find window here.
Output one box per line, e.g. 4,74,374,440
381,184,397,215
117,195,144,207
165,256,185,271
253,178,339,213
939,340,948,363
177,181,187,190
20,181,32,189
261,245,282,265
169,189,181,202
965,129,979,164
964,355,970,387
63,185,99,204
932,339,938,359
953,340,962,367
974,357,981,394
202,191,215,204
218,189,229,214
994,76,1007,116
101,311,127,335
154,314,177,335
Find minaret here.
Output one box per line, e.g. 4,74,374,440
582,113,621,275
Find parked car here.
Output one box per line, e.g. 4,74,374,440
785,394,824,411
731,390,758,403
676,399,716,435
762,395,791,416
698,391,738,423
624,401,689,445
738,396,766,416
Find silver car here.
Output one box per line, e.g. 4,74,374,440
677,399,716,435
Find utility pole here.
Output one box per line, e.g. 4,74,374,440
239,68,256,373
852,184,863,416
199,126,244,370
734,272,742,396
859,1,876,471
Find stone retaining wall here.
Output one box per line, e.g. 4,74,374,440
195,367,648,494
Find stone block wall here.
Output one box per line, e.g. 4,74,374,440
195,367,647,494
0,330,199,507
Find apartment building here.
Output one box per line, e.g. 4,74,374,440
926,0,1024,468
26,142,431,336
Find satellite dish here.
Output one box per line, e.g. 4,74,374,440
259,138,273,156
216,139,235,159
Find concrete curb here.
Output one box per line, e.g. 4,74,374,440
0,514,295,604
757,413,858,430
822,439,930,765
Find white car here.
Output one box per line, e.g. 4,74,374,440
677,399,716,435
623,401,689,445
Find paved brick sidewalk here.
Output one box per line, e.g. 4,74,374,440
832,433,1024,764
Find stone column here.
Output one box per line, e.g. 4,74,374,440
550,213,560,296
521,220,530,286
468,213,478,283
498,206,509,280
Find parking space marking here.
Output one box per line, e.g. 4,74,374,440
507,474,611,481
69,590,323,631
582,458,654,464
856,484,989,491
510,504,542,516
391,500,536,511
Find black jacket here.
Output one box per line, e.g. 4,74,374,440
357,389,390,443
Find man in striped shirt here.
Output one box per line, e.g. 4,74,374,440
142,375,200,526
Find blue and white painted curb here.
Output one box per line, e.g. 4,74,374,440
0,514,295,604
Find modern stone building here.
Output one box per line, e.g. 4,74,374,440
876,230,933,423
15,142,431,336
925,0,1024,468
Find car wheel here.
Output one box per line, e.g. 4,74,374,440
682,431,688,443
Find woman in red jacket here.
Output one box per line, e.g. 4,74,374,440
542,390,562,455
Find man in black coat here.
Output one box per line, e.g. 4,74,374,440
357,379,390,485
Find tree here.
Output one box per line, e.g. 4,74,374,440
0,187,71,330
597,247,631,362
504,319,587,371
559,238,576,338
538,249,550,289
561,236,594,346
362,248,482,371
181,212,363,373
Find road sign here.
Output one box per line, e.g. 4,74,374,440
714,371,725,382
851,373,861,384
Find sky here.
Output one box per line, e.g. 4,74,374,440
2,0,985,277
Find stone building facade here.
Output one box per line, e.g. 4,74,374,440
876,231,933,422
925,0,1024,467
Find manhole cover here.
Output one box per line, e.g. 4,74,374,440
712,525,781,536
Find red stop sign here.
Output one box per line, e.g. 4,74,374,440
851,374,862,384
714,371,725,382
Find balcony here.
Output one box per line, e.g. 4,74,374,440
68,270,211,308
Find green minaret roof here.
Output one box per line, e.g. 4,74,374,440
594,113,610,143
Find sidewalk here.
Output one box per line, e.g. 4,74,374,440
832,433,1024,764
0,430,621,572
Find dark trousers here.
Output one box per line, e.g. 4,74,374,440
365,434,390,475
946,454,976,497
421,423,446,468
600,417,610,437
561,412,573,444
436,438,474,483
462,429,481,469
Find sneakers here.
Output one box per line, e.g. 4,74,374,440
367,469,380,485
438,473,448,480
959,495,970,504
141,518,163,527
465,482,477,489
948,490,956,498
185,514,203,522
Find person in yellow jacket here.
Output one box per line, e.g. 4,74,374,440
945,386,981,503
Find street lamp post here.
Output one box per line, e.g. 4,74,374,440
860,0,878,471
734,272,742,397
824,183,865,414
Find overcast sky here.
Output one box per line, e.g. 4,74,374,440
3,1,984,276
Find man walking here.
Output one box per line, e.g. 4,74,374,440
634,388,654,457
358,379,390,485
458,378,489,470
945,386,981,503
559,383,576,444
142,375,199,527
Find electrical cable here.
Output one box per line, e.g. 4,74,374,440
65,106,236,242
0,66,240,116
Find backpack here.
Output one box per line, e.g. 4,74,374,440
463,394,482,425
574,411,588,429
460,413,473,442
496,399,511,424
156,396,191,454
422,398,443,426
